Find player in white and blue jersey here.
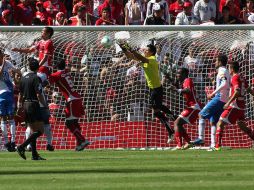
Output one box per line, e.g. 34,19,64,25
193,54,230,150
0,49,20,151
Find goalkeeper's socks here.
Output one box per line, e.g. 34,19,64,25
9,119,16,143
21,131,42,148
198,118,205,140
215,129,223,148
154,112,174,135
175,131,183,147
67,123,86,142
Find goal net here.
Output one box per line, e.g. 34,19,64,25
0,26,253,150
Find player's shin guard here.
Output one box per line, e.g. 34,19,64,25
210,125,216,148
44,124,53,145
9,119,16,143
66,120,85,144
198,118,205,140
154,111,174,136
215,129,223,148
1,120,8,144
175,131,183,147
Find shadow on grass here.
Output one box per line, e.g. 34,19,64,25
0,168,196,175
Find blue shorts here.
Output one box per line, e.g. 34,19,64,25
199,98,225,124
0,97,15,116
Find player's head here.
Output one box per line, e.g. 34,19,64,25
28,57,39,72
143,44,156,57
41,27,54,40
228,61,240,75
57,59,66,70
176,67,189,82
77,6,86,19
102,7,110,19
216,54,228,68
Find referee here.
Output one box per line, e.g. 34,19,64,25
16,58,47,160
119,42,175,143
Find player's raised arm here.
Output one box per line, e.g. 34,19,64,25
11,46,35,54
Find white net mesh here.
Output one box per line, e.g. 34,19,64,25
0,27,254,150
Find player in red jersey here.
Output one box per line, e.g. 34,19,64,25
172,68,201,150
215,61,254,150
12,27,54,79
48,59,90,151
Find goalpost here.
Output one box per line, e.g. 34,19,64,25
0,26,253,150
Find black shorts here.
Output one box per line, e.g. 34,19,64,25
39,107,50,125
150,86,163,109
23,102,43,124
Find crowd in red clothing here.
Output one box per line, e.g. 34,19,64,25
0,0,253,26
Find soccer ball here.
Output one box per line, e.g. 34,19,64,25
101,35,112,48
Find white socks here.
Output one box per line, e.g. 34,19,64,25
210,125,216,148
9,120,16,143
198,118,205,140
1,121,8,144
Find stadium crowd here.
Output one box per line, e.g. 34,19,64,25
0,0,254,26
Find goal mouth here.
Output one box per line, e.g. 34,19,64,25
1,25,253,150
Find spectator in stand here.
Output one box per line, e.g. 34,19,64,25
239,0,254,24
94,0,105,17
1,9,13,25
216,6,240,24
194,0,216,23
73,0,93,16
125,0,144,25
95,7,114,25
43,0,66,21
98,0,124,24
146,0,170,24
175,1,200,25
219,0,241,15
69,6,91,26
35,1,49,25
14,0,35,25
54,12,69,25
224,0,241,18
169,0,184,24
144,3,166,25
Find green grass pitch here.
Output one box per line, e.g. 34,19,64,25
0,149,254,190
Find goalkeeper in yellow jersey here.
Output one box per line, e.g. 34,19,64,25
118,41,176,143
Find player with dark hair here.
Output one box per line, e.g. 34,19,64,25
193,54,231,150
12,26,54,79
215,61,254,150
49,59,90,151
17,58,47,160
118,42,175,143
172,68,201,150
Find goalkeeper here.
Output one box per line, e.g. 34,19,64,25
118,42,175,143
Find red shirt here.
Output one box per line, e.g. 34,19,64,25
73,1,93,15
35,39,54,67
68,16,87,25
36,11,50,25
182,78,199,108
98,0,123,23
95,18,113,25
230,74,248,110
14,3,35,25
169,1,183,18
49,70,81,102
43,0,66,18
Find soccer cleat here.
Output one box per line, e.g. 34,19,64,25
5,142,13,152
215,147,222,151
207,147,216,151
193,138,205,145
182,142,194,150
75,140,90,151
17,146,26,160
171,146,182,151
46,144,55,151
167,133,174,144
32,155,46,160
10,142,16,152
